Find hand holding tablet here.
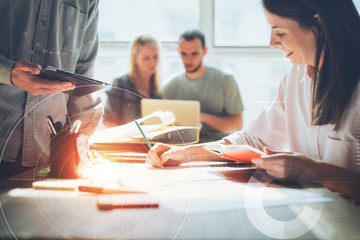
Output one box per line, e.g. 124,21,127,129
10,60,75,95
38,66,110,96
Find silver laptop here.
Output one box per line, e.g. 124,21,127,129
141,99,200,127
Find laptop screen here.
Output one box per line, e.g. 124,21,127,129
141,99,200,127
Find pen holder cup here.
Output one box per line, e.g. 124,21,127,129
49,131,88,179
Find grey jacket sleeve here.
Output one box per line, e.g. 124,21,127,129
0,54,16,85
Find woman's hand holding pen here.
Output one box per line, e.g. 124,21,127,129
251,147,321,183
146,143,187,168
146,142,222,168
11,60,75,95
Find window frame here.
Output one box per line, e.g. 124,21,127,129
99,0,279,51
99,0,360,50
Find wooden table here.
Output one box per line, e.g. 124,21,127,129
0,162,359,240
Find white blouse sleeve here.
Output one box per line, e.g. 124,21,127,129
224,73,289,151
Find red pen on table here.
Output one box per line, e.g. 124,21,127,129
78,185,144,194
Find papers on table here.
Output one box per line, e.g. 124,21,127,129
25,162,333,214
149,181,333,214
109,163,333,214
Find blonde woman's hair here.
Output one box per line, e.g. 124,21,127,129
128,35,160,95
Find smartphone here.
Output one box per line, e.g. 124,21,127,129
38,66,110,96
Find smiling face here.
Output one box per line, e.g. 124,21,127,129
134,45,159,75
265,10,317,66
177,38,208,73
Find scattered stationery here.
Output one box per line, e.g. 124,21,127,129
32,179,145,194
97,193,159,210
32,178,89,191
78,185,145,194
104,152,147,163
109,158,145,163
104,152,148,158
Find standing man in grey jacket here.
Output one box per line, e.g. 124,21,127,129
0,0,102,179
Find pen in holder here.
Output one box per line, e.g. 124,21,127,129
47,116,89,179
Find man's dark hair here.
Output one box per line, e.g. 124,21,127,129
179,30,206,49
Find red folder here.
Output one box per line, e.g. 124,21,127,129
220,150,262,164
205,144,264,164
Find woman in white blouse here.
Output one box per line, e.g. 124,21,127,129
146,0,360,201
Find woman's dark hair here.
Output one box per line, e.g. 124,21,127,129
262,0,360,131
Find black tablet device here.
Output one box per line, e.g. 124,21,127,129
38,66,110,96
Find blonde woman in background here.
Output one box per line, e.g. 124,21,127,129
103,35,161,126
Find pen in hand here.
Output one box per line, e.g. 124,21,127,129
135,120,165,168
134,120,152,150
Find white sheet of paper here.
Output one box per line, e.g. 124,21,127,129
89,111,175,143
